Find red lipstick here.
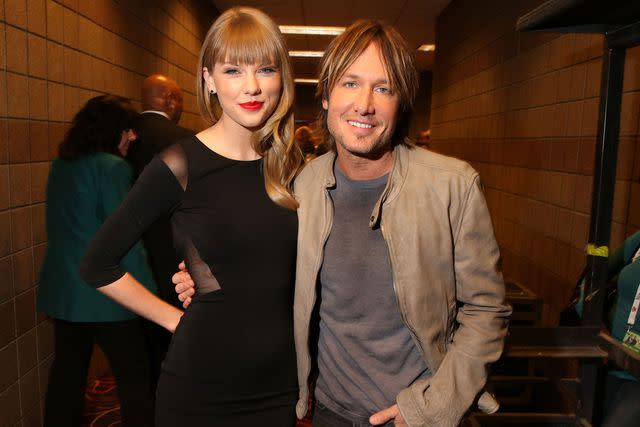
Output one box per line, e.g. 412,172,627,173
239,101,264,111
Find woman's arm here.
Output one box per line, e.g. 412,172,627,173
101,273,183,332
82,148,189,327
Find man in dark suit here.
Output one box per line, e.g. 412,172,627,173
127,74,194,387
128,74,193,177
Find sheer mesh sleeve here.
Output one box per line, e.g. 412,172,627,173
158,143,188,191
80,145,188,287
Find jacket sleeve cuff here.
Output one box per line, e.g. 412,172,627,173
397,371,473,427
397,381,429,427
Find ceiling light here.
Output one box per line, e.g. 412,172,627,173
418,44,436,52
289,51,324,58
280,25,345,36
295,78,319,85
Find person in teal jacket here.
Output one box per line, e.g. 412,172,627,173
600,231,640,426
38,95,157,427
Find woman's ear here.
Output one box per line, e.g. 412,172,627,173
203,67,216,94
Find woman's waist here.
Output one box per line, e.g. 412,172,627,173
191,285,294,308
177,300,294,339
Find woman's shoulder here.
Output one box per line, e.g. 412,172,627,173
84,152,125,167
172,134,199,151
85,153,133,184
158,135,200,165
161,135,241,175
51,153,127,174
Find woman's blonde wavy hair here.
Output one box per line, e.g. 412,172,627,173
197,7,302,209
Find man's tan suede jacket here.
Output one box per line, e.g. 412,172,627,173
293,143,511,427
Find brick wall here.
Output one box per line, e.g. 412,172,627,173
0,0,217,424
409,71,433,140
431,0,640,324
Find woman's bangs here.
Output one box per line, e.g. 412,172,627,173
217,24,280,66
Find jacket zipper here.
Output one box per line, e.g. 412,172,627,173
380,220,427,359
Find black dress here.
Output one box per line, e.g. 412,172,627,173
81,136,298,426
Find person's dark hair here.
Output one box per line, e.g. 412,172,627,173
58,95,137,160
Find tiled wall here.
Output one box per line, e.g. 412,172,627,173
431,0,640,323
0,0,217,425
409,71,432,140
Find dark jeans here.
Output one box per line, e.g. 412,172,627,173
312,401,395,427
43,318,154,427
602,374,640,427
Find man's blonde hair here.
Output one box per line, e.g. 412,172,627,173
315,19,419,149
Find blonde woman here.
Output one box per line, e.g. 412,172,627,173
81,7,302,426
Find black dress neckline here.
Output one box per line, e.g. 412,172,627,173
192,135,262,166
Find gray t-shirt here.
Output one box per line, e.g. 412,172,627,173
316,165,429,422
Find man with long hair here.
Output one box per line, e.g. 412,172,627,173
290,20,511,427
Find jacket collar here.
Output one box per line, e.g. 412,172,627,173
141,110,170,120
316,140,413,228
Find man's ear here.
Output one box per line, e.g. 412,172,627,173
164,92,175,109
322,98,328,110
